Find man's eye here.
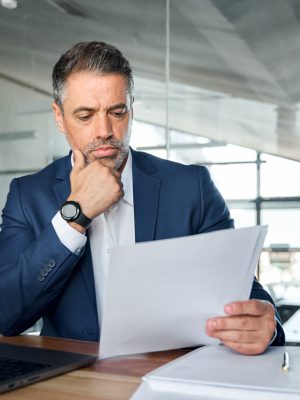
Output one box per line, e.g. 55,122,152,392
78,115,91,121
111,108,127,117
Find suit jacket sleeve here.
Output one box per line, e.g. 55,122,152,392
197,166,234,233
0,178,83,335
250,278,285,345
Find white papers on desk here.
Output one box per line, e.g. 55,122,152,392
99,226,267,359
131,346,300,400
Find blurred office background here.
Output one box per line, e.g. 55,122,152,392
0,0,300,341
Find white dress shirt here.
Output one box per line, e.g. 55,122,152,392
52,150,135,332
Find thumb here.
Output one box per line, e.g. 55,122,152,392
72,149,85,172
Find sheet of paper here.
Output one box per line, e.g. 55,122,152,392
131,346,300,400
99,226,267,359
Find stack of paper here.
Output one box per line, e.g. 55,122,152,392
131,346,300,400
132,346,300,400
100,226,267,359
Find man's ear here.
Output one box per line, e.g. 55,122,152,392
52,102,65,133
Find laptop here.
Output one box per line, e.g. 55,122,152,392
0,342,97,393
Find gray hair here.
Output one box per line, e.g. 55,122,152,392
52,41,134,109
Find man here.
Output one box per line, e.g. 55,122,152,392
0,41,284,355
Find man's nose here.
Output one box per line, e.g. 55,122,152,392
96,114,113,139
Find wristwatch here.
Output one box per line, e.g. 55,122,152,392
60,200,92,229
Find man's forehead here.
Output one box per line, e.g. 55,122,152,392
62,71,131,106
65,70,128,89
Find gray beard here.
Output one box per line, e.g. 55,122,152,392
82,136,129,169
91,147,129,170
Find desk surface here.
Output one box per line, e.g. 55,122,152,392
0,335,191,399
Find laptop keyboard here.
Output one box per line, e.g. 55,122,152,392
0,356,51,382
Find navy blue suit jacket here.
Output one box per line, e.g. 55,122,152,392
0,149,284,345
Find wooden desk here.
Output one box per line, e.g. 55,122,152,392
0,336,191,399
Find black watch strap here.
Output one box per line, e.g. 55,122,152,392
74,211,92,229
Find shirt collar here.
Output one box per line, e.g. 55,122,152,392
70,149,134,206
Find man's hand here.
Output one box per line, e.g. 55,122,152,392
68,149,124,227
206,299,276,355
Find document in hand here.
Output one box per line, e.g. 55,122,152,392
99,226,267,359
131,346,300,400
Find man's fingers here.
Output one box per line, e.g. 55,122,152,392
72,149,85,172
108,167,122,179
224,299,274,317
206,315,266,332
206,323,271,345
95,159,121,178
221,341,267,356
207,327,261,344
206,300,276,355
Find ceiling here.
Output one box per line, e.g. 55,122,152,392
1,0,300,161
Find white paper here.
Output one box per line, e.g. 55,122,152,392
131,346,300,400
99,226,267,359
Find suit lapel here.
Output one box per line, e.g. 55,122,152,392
131,149,161,243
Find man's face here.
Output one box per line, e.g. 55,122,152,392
52,71,133,170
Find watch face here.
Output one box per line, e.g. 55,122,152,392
61,202,80,221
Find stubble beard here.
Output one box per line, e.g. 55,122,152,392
77,136,130,170
65,131,130,170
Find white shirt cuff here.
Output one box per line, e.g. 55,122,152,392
52,211,87,256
